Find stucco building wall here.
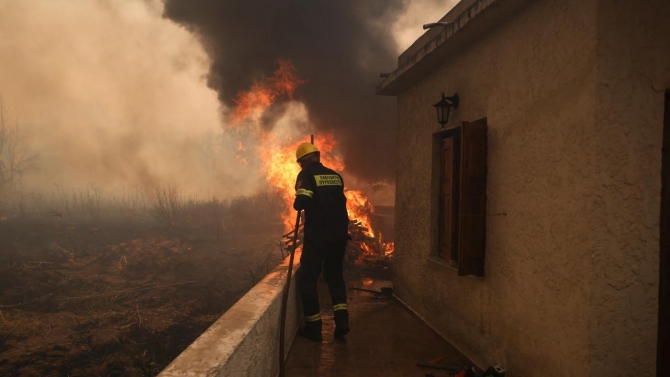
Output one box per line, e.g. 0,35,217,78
394,0,598,374
589,0,670,374
392,0,667,375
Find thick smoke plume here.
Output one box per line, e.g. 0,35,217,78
163,0,406,181
0,0,262,199
0,0,456,208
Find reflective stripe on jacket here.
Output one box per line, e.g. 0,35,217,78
293,162,349,241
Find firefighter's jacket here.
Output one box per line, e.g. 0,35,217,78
293,161,349,242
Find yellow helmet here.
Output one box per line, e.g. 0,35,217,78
295,142,319,162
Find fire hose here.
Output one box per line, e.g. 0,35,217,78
279,209,301,377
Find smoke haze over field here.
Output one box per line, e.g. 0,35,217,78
0,0,264,198
0,0,457,205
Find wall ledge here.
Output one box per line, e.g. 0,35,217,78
158,252,302,377
376,0,533,96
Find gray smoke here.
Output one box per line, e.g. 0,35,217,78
163,0,404,181
0,0,264,200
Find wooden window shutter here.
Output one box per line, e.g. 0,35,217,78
439,136,456,259
457,122,488,277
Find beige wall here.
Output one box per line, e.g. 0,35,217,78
393,0,667,375
589,0,670,374
159,254,302,377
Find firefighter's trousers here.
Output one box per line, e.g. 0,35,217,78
298,237,347,319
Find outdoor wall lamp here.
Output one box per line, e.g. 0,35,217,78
433,92,459,127
423,22,451,30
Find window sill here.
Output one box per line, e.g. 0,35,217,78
426,255,459,273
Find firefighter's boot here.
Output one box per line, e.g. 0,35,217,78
334,309,349,337
298,319,322,342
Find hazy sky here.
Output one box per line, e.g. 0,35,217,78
0,0,457,202
393,0,459,51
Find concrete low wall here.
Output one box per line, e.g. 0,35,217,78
159,252,302,377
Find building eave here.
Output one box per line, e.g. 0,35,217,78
376,0,534,96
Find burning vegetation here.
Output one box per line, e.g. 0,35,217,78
0,1,397,374
229,60,394,264
0,59,393,377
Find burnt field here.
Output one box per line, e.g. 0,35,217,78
0,191,285,376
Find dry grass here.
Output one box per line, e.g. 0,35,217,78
108,256,128,275
0,183,285,238
0,181,287,376
150,186,182,226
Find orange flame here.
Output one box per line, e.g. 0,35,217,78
345,190,375,237
230,59,393,257
231,59,304,125
383,242,395,256
259,133,345,230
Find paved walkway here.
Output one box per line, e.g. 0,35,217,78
285,274,472,377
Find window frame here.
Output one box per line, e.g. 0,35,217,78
437,130,461,264
430,120,488,277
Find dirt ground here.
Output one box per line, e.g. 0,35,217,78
0,215,284,376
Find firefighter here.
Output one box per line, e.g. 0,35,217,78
293,142,350,342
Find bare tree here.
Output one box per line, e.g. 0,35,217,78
0,94,39,193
